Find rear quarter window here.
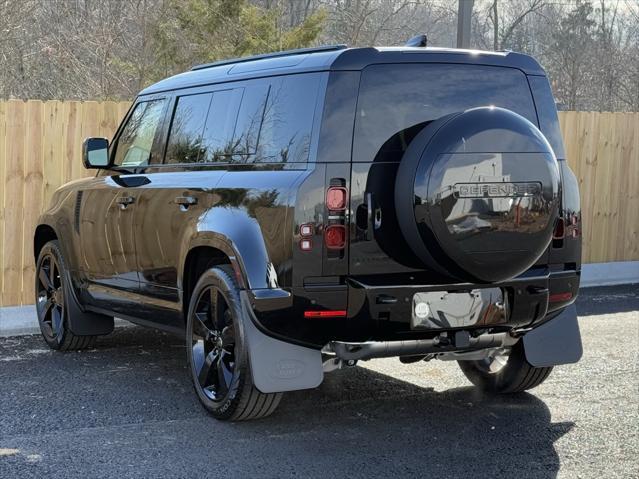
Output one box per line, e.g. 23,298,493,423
223,73,322,163
247,73,321,163
354,64,538,163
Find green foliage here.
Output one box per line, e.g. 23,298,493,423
141,0,326,86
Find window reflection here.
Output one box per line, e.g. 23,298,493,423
114,99,165,167
253,75,318,163
163,74,320,165
355,64,538,163
165,93,212,164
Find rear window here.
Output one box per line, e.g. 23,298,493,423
354,64,538,163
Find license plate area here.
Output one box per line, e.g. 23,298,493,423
411,288,508,330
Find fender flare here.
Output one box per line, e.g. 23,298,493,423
177,207,278,293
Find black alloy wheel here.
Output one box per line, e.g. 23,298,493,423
190,285,238,402
35,240,100,351
186,266,282,421
36,251,65,343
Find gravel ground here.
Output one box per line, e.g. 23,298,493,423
0,285,637,479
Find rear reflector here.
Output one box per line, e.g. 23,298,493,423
326,187,347,210
549,292,572,303
304,310,347,318
325,225,346,249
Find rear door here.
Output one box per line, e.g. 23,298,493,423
349,63,541,281
79,98,167,314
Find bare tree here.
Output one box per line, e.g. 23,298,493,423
0,0,637,111
484,0,545,51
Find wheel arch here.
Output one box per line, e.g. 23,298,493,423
181,245,234,323
34,224,58,261
178,207,284,325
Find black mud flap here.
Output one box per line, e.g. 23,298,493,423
64,278,113,336
523,304,582,367
241,293,323,393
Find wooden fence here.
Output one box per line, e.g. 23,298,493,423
559,112,639,269
0,101,637,306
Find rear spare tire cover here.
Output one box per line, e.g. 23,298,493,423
395,107,560,283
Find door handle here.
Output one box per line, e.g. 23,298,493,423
175,196,198,209
116,196,135,209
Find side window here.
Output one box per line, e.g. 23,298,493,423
200,89,242,162
113,99,166,167
160,74,320,165
253,74,320,163
165,93,212,164
230,83,269,158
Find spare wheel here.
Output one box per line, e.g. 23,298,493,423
394,107,560,283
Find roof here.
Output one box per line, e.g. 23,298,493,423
139,46,546,96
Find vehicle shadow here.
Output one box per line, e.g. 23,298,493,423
236,365,573,478
1,327,573,478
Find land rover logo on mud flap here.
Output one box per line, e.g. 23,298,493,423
453,182,542,198
271,359,305,380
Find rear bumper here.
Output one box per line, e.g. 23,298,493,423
249,268,580,349
348,268,580,335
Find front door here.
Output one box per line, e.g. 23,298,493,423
79,98,167,315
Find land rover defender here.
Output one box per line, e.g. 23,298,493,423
34,44,582,420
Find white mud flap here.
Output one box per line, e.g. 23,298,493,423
523,304,582,367
241,293,323,393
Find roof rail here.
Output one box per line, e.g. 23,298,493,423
191,44,348,71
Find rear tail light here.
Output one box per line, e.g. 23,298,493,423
326,187,347,211
325,225,346,249
323,183,348,254
553,218,565,239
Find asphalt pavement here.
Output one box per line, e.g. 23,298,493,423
0,285,637,478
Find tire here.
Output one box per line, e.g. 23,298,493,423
186,265,282,421
457,341,553,393
35,240,102,351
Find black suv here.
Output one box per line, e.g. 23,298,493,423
34,44,582,421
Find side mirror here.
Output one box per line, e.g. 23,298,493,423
82,137,110,169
